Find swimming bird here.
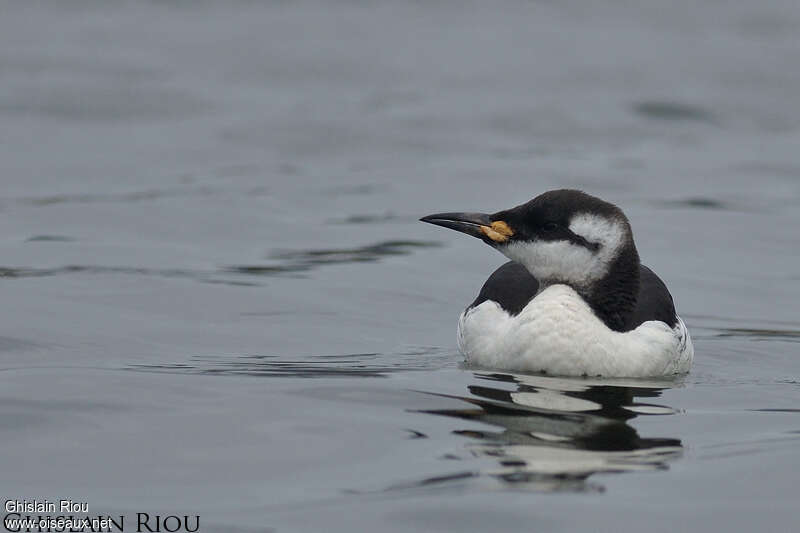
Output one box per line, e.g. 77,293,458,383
420,189,693,377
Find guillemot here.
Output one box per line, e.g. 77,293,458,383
420,189,693,378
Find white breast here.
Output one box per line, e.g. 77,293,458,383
457,284,693,378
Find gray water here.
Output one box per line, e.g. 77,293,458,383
1,2,799,532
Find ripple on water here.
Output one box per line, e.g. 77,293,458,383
683,314,800,344
0,240,439,286
0,186,218,208
0,336,43,353
632,101,716,123
328,212,408,225
225,240,441,277
127,348,453,378
656,197,729,210
715,328,800,342
0,265,262,287
25,235,76,242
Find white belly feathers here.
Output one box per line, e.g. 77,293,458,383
457,284,693,378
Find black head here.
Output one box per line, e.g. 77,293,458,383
422,190,635,286
492,189,627,246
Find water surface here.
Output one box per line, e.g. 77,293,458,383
1,1,799,532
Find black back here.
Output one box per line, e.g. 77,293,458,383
468,261,677,331
628,264,677,329
470,261,540,316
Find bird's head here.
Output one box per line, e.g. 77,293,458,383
421,189,636,292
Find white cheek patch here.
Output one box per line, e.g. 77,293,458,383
502,213,625,288
568,213,624,254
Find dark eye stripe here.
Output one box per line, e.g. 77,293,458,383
568,231,600,251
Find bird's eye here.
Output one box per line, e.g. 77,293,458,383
542,222,559,232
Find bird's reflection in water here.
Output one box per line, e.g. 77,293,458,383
416,372,682,492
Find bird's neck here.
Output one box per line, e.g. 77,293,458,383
578,244,641,332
